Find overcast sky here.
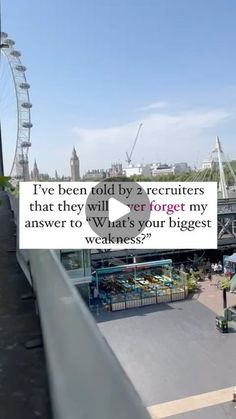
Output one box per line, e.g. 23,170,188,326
1,0,236,176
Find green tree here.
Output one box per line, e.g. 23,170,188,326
0,176,11,188
0,176,11,205
217,277,231,310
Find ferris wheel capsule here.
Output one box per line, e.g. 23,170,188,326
4,39,15,47
1,43,10,49
18,157,25,165
19,82,30,89
10,50,21,57
21,102,32,109
22,122,33,129
21,141,32,148
15,65,26,72
1,32,8,38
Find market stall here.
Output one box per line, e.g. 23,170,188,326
223,253,236,292
223,253,236,277
94,259,187,311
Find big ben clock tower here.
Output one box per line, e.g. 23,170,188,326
70,147,80,181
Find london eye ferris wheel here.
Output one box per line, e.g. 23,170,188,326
0,31,32,181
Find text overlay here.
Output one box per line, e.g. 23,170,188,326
19,181,218,249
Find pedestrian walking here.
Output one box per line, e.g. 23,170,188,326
206,259,211,273
217,262,223,274
214,263,218,274
94,286,99,300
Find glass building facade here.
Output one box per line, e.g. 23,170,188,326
59,249,92,304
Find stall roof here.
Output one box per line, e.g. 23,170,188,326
230,273,236,292
226,253,236,263
96,259,172,275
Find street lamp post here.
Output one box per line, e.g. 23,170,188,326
222,287,227,310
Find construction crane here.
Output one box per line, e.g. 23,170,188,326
126,123,143,166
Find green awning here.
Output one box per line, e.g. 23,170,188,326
96,259,172,275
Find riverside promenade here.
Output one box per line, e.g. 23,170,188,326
0,192,52,419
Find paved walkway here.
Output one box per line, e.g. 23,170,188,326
98,273,236,419
0,192,52,419
195,275,236,314
148,386,236,418
148,278,236,418
147,278,236,418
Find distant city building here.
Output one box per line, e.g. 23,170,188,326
124,162,190,178
39,173,50,180
149,162,191,177
82,160,191,180
173,162,191,174
124,164,152,178
151,163,174,177
83,169,106,181
31,159,40,181
30,160,67,181
30,160,51,181
83,163,123,180
107,163,123,178
70,147,80,181
201,159,219,171
60,175,71,181
50,171,68,181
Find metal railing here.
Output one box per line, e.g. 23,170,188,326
8,192,150,419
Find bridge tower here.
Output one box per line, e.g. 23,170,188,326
215,136,228,199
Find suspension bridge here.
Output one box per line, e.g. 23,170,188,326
187,136,236,247
187,136,236,199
